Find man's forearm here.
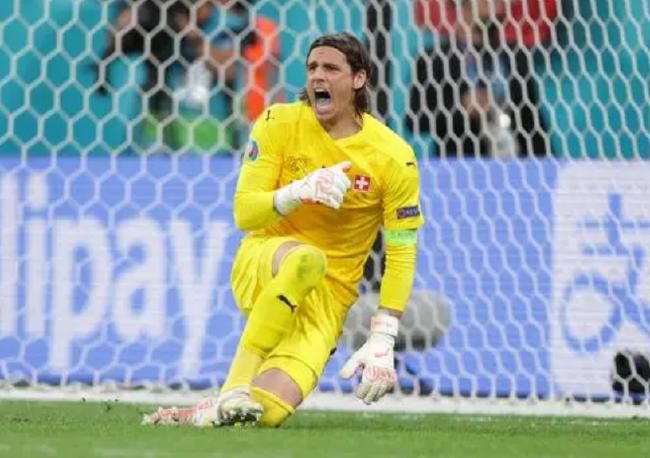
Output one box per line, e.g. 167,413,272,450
378,240,417,313
233,190,281,231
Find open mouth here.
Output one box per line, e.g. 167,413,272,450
314,89,332,109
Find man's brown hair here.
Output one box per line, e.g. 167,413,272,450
299,32,372,116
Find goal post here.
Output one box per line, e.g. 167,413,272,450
1,0,650,417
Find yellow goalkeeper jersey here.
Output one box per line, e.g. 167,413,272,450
234,102,424,305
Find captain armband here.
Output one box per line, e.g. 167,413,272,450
384,229,417,246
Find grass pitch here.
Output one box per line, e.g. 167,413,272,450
0,400,649,457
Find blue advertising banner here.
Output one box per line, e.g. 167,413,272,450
1,158,650,399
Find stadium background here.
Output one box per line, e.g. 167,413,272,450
2,0,649,158
1,0,650,413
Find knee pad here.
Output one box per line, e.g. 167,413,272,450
251,386,295,427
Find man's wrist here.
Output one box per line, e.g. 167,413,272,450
273,183,301,216
370,310,399,338
377,307,402,319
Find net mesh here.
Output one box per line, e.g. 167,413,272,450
1,0,650,414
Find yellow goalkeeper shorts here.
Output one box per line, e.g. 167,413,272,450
231,235,349,398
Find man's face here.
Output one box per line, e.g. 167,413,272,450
305,46,366,124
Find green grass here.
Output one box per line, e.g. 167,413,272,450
0,400,649,457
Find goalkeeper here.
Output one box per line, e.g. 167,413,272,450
144,32,423,428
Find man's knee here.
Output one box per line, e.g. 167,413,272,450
252,368,302,427
254,368,303,407
250,385,294,428
273,243,327,288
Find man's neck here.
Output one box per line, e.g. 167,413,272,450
322,115,363,140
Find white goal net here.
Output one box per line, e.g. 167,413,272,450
1,0,650,417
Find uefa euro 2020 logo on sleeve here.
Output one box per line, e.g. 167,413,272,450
243,139,259,162
551,164,650,396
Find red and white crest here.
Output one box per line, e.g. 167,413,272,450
353,174,371,192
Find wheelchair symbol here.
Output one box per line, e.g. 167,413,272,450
560,193,650,353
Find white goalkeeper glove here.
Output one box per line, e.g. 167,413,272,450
274,161,352,215
339,310,399,404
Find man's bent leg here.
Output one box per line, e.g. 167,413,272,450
215,241,327,426
143,239,328,428
248,281,349,427
221,240,299,391
222,241,327,393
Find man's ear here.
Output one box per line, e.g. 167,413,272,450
353,70,367,90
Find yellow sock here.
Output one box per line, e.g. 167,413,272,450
251,386,295,427
220,346,264,392
221,245,326,392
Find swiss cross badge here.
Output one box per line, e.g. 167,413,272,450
353,174,371,192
